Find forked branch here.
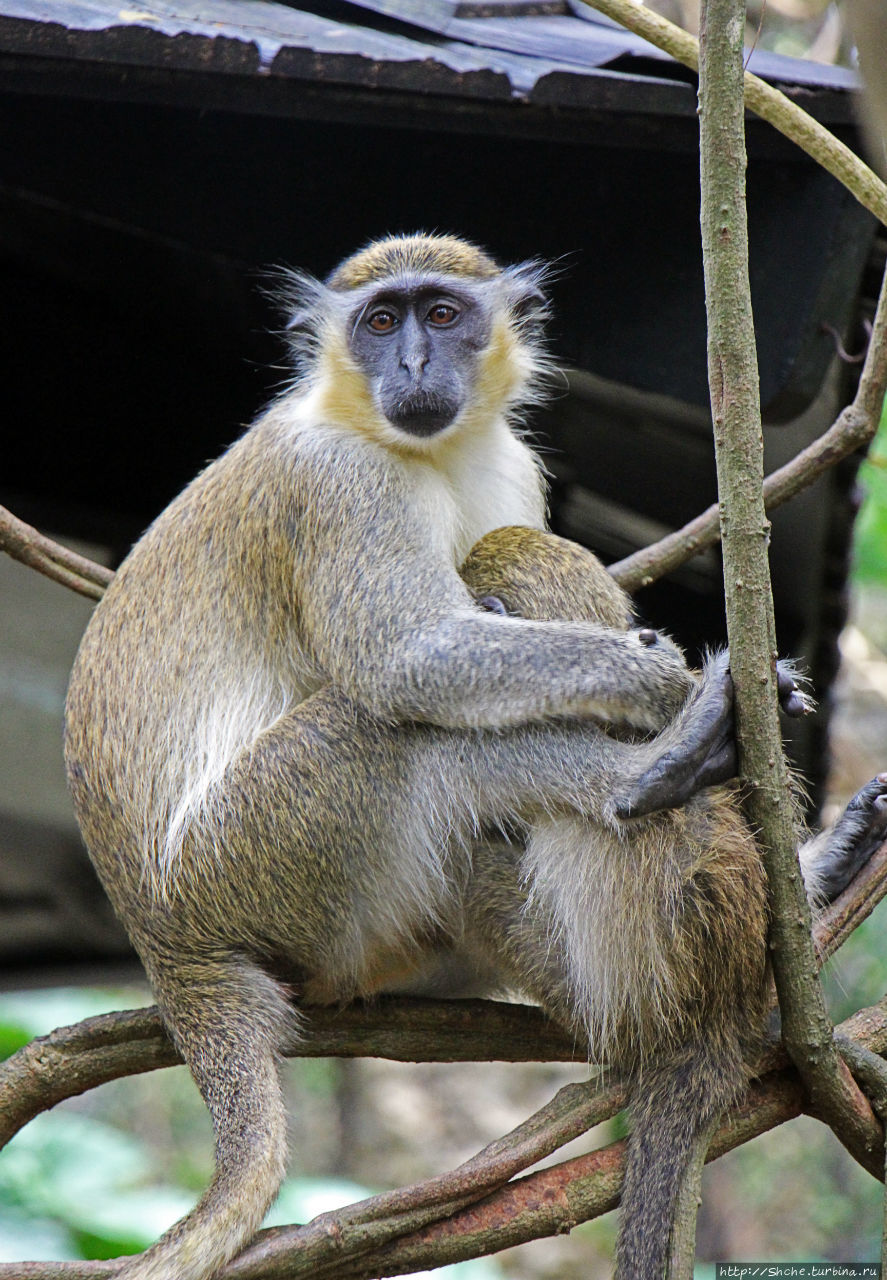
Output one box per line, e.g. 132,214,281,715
697,0,883,1190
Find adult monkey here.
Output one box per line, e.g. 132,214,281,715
65,234,886,1279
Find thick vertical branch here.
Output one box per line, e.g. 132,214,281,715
698,0,883,1178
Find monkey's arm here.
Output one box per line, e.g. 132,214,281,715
381,609,694,732
298,450,695,734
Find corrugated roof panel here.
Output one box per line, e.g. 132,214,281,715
0,0,859,112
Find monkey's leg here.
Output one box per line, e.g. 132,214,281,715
438,652,772,832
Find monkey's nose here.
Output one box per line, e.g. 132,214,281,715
400,352,429,379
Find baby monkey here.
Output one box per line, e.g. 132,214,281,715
461,528,887,1276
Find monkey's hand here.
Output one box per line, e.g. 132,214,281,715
800,774,887,902
613,653,811,819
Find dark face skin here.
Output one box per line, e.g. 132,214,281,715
348,279,493,438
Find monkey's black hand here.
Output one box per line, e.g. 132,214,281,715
810,774,887,902
614,656,812,820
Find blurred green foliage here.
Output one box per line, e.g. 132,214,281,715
853,400,887,586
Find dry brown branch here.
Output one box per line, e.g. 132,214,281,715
0,504,112,600
610,254,887,592
0,998,579,1150
577,0,887,227
7,991,887,1280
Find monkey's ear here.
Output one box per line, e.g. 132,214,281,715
285,307,314,333
268,267,328,328
264,267,338,373
502,260,550,335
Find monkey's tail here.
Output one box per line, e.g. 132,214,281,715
615,1037,742,1280
115,954,298,1280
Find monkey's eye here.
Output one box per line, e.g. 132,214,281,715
367,310,398,333
477,595,510,617
427,303,459,327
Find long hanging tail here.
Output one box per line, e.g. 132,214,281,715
615,1039,742,1280
116,955,297,1280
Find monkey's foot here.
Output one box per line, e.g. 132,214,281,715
613,652,734,819
809,774,887,902
613,655,811,820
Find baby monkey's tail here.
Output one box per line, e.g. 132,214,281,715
116,954,297,1280
616,1038,742,1280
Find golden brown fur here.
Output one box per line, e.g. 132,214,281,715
327,233,501,290
65,236,879,1280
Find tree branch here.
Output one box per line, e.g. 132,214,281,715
0,504,112,601
575,0,887,228
610,252,887,592
2,837,884,1149
0,998,580,1151
698,0,882,1183
7,992,887,1280
1,834,885,1278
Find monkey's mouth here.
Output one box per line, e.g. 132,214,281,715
386,392,458,438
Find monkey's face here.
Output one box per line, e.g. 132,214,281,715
348,280,492,439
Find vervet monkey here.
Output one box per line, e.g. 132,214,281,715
64,234,887,1280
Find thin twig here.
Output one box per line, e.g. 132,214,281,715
576,0,887,227
610,255,887,592
815,840,887,964
0,504,112,600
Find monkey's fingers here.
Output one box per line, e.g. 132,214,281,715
614,658,736,819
